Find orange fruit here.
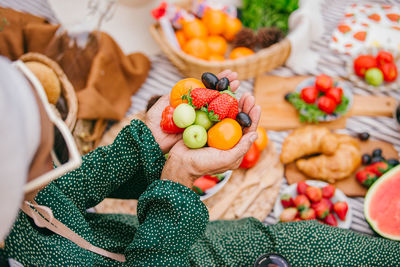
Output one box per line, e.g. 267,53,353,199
208,118,242,150
208,54,225,61
229,47,255,60
254,127,268,151
183,38,209,59
223,16,242,41
202,8,226,35
170,78,205,107
182,18,208,40
175,30,186,48
206,35,227,55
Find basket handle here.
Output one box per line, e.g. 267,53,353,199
149,24,187,71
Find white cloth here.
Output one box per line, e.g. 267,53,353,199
0,57,41,240
286,0,325,74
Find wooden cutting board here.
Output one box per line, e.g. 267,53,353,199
285,139,399,197
254,75,397,130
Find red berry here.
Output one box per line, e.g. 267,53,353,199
300,86,318,104
300,208,316,220
227,97,239,119
192,176,217,195
376,50,394,66
318,96,337,114
280,207,298,222
325,87,343,104
324,213,338,226
188,88,220,109
315,74,333,92
356,169,378,188
208,93,236,121
333,201,348,221
353,55,377,77
280,194,294,208
160,106,185,134
297,181,308,195
305,186,322,202
379,63,398,82
322,184,336,199
293,195,311,211
314,200,330,219
311,198,333,212
365,161,391,176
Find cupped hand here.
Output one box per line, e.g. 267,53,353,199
161,95,261,188
146,70,241,154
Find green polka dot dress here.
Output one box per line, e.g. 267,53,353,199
1,120,399,266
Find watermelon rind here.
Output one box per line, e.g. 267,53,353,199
364,164,400,241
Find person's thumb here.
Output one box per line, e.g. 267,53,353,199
231,132,258,158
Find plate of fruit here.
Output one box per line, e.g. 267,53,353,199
286,75,353,123
347,48,400,92
274,181,352,228
192,171,233,200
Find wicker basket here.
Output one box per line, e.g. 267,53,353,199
150,23,291,80
20,53,78,131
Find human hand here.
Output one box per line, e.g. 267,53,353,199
146,70,241,154
161,94,261,188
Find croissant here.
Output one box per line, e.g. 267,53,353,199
280,126,338,164
296,134,361,183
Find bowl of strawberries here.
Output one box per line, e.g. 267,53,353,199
274,180,352,229
287,74,353,123
347,48,400,92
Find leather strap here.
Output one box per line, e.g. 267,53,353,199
20,201,126,263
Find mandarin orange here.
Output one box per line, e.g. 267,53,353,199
206,35,227,55
208,54,225,61
175,30,186,48
202,8,226,35
182,18,208,40
223,16,242,41
229,47,255,60
254,127,268,151
207,118,242,150
183,38,209,59
170,78,205,107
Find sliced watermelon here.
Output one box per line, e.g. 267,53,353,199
364,165,400,241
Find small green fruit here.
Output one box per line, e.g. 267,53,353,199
365,68,383,86
194,110,213,130
183,125,207,149
173,103,196,128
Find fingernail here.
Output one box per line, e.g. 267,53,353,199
250,133,258,143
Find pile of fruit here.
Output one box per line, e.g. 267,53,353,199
353,50,398,86
356,147,399,188
162,72,251,150
286,74,350,122
279,182,348,227
192,174,225,196
175,8,256,61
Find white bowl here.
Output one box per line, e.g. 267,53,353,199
294,77,353,122
273,180,353,229
199,170,232,201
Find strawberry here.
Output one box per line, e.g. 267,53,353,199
314,200,330,219
311,198,333,212
203,174,224,183
324,213,338,227
192,176,217,195
300,208,316,220
297,181,309,195
227,97,239,119
279,207,298,222
322,184,336,199
186,88,220,109
160,106,185,134
305,186,322,202
333,201,348,221
293,195,311,211
208,92,236,121
356,169,378,188
280,194,294,208
365,161,391,176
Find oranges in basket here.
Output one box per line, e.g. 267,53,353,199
183,18,208,40
229,47,255,60
206,35,227,55
223,17,242,41
202,9,226,35
183,38,209,60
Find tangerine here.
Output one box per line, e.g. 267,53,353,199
207,118,242,150
202,8,226,35
175,30,186,48
223,16,242,41
208,54,225,62
254,127,268,151
206,35,227,55
183,38,209,59
182,18,208,40
170,78,205,107
229,47,255,60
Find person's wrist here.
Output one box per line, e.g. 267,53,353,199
161,154,197,188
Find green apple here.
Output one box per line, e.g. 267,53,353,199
183,125,207,149
173,103,196,128
365,68,383,86
194,110,213,130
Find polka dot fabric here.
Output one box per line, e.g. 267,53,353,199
1,120,400,266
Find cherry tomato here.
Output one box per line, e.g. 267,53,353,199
160,106,185,134
315,74,333,93
318,96,337,114
240,143,260,169
379,62,398,82
325,87,343,104
353,55,377,77
300,86,318,104
376,50,394,66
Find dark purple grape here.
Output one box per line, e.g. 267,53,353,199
216,77,230,91
362,154,371,165
357,132,370,141
236,112,252,127
372,148,382,158
201,72,219,90
387,158,399,166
